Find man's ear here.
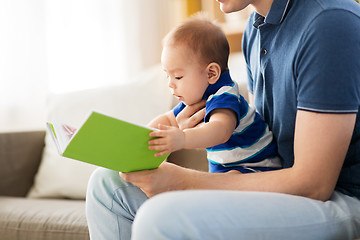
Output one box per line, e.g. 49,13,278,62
206,63,221,84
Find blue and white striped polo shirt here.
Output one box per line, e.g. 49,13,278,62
173,71,281,173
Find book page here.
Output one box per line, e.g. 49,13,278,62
47,121,76,154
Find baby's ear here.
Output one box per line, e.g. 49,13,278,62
206,63,221,84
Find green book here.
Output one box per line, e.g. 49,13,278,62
47,111,168,172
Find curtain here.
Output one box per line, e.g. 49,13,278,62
0,0,171,132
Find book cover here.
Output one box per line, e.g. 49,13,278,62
47,111,168,172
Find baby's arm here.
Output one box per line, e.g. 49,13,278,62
149,108,237,157
147,110,178,129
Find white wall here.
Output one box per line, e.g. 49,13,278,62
0,0,174,132
0,0,48,132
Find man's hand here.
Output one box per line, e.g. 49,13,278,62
176,100,206,130
119,162,187,198
148,124,185,157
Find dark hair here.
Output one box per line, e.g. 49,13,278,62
163,14,230,72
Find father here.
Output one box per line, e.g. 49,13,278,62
86,0,360,239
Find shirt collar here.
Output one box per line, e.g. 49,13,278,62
253,0,291,28
202,70,233,100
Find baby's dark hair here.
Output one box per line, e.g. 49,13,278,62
163,13,230,72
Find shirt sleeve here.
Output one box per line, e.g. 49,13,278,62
204,93,246,128
242,13,256,95
173,101,186,117
295,9,360,113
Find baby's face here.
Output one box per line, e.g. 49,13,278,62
161,44,210,106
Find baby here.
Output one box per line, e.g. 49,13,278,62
148,15,281,173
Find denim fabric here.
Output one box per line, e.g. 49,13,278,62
86,168,360,240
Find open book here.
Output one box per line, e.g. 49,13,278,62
47,111,169,172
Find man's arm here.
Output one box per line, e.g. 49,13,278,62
148,108,237,157
121,110,355,201
184,110,355,201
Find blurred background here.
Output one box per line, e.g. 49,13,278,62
0,0,252,132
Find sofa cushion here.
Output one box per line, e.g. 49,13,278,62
0,131,45,197
0,196,88,240
27,64,173,199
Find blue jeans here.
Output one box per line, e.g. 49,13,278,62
86,168,360,240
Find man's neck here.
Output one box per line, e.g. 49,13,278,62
251,0,274,17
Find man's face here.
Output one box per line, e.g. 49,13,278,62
215,0,253,13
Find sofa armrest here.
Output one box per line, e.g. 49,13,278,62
0,131,45,197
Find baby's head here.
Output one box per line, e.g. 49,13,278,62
161,15,230,105
162,14,230,73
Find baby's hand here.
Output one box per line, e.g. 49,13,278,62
148,124,185,157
